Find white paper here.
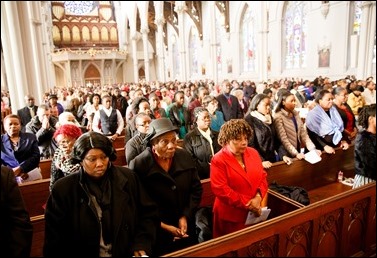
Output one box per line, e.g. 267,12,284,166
16,167,42,184
245,207,271,226
304,150,322,164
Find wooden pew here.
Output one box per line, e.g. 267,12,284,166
266,145,354,204
164,144,376,257
19,179,50,218
39,159,52,179
30,215,45,257
112,135,125,149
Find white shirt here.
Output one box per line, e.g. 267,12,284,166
92,107,124,135
362,89,376,105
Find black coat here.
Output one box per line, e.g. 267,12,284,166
0,165,33,257
245,114,288,162
354,130,376,180
44,165,159,257
183,128,221,179
17,106,38,131
129,147,203,255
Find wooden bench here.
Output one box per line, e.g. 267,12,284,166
266,145,355,204
112,135,125,149
39,159,52,179
164,144,376,257
19,179,50,218
30,215,45,257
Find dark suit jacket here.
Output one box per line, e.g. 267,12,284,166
0,165,33,257
17,106,38,131
1,132,41,173
216,94,243,121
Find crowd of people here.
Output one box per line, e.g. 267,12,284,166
1,74,376,256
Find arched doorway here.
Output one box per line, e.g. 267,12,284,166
138,67,145,80
84,64,101,86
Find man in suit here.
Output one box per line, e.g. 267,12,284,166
216,80,243,121
17,94,38,132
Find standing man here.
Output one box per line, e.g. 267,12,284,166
216,80,243,121
92,95,124,142
17,95,38,132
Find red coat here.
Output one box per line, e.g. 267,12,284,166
210,146,268,238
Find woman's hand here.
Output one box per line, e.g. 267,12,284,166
133,250,147,257
295,153,305,160
246,194,262,217
262,161,272,169
323,145,335,154
161,222,189,240
340,140,349,150
282,156,293,165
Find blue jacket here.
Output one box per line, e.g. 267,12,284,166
1,132,40,173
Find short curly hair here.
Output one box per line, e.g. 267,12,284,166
53,124,82,140
217,119,253,146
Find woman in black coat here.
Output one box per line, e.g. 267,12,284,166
44,132,159,257
129,118,203,256
183,107,221,179
244,94,292,169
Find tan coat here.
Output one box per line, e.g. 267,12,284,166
273,109,316,157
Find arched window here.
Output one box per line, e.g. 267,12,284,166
283,1,308,69
240,5,256,72
215,7,225,74
64,1,96,15
189,28,199,76
352,1,362,35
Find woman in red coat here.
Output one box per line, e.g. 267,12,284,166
210,119,268,238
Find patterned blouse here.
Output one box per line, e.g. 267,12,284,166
50,148,80,191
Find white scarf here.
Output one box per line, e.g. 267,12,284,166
198,128,214,156
250,111,272,125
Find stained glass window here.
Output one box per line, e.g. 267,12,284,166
240,5,256,72
189,28,199,76
64,1,95,15
215,7,224,74
283,1,308,69
353,1,362,35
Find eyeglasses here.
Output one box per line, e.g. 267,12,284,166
136,121,151,127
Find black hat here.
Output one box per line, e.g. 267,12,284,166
48,94,58,100
147,118,178,141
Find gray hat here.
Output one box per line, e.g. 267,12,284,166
147,118,178,141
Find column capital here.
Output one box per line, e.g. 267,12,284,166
361,1,373,8
131,31,141,41
140,27,150,34
174,5,187,14
155,17,165,26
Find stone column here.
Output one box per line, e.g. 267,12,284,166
175,4,188,82
155,16,166,82
259,2,269,81
357,1,372,79
1,1,32,112
208,2,218,84
141,27,150,82
131,31,141,82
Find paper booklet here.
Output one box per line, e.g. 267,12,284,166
245,207,271,226
304,150,322,164
16,167,42,184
